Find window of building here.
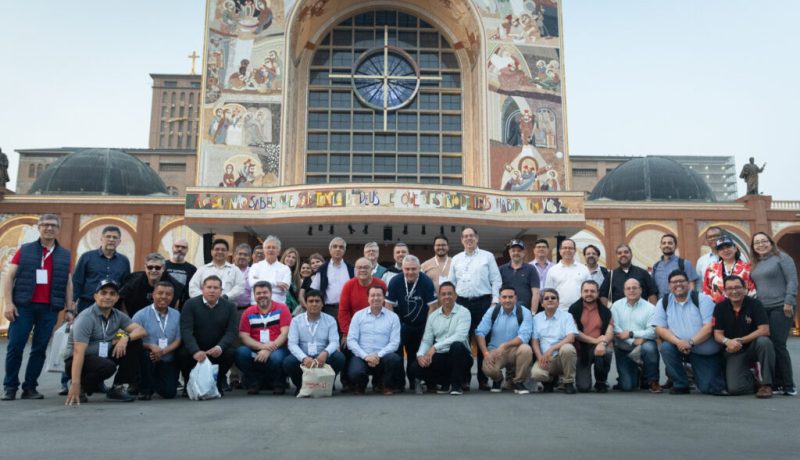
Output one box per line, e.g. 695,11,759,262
159,162,186,172
190,81,200,89
36,164,44,177
28,163,36,178
164,81,178,88
305,9,462,184
573,168,597,177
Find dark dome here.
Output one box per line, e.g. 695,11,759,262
29,148,168,196
589,157,716,202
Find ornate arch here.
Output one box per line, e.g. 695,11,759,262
0,215,38,236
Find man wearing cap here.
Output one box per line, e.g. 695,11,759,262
3,213,72,401
64,279,147,405
499,239,540,313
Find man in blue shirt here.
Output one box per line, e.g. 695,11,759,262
131,282,182,400
532,288,579,394
651,234,699,297
346,286,403,395
475,285,533,394
652,269,725,395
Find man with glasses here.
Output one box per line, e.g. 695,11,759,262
2,214,72,401
530,239,554,293
188,239,245,302
422,235,453,291
544,239,590,311
532,288,579,394
363,242,386,279
72,225,131,314
695,226,722,280
165,238,196,290
119,253,185,317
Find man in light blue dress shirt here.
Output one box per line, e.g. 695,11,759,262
531,288,579,394
346,286,403,395
611,278,661,393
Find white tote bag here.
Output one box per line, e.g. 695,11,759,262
186,359,221,400
47,323,70,373
297,363,335,398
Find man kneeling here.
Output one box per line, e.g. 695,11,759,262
531,288,578,394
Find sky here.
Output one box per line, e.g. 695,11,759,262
1,0,798,199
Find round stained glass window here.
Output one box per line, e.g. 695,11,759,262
351,46,420,111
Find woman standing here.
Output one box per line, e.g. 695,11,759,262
703,235,756,303
750,232,798,396
296,253,325,316
280,247,302,312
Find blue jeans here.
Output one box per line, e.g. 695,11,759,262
234,346,289,389
139,350,179,398
3,303,58,391
614,340,660,391
660,342,725,394
282,351,346,390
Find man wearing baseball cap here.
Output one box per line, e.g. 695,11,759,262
499,240,540,314
64,279,146,405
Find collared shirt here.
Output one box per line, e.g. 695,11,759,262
347,307,401,359
451,247,502,303
695,252,719,282
417,304,471,355
235,266,252,307
65,304,132,359
188,261,245,301
499,262,540,309
713,296,769,343
248,259,291,303
651,291,720,355
611,297,657,345
310,260,350,304
287,312,339,360
587,265,607,286
72,248,131,301
652,255,699,297
132,305,181,362
533,309,579,357
530,259,554,288
239,302,292,343
544,261,591,311
421,256,453,289
475,304,533,350
703,260,756,304
600,265,658,304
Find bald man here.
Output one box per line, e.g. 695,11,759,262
165,239,196,289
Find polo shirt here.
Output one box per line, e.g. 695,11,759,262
651,291,720,355
385,272,437,333
11,244,60,304
239,302,292,343
713,296,768,345
132,305,182,362
499,262,540,309
65,304,132,359
72,249,131,302
475,304,533,350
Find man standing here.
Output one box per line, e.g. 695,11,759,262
381,242,409,285
600,244,658,306
235,281,292,395
530,239,554,291
713,275,775,398
451,227,502,391
385,255,438,390
652,234,699,297
695,226,722,280
119,253,185,317
164,238,196,289
72,225,131,313
363,242,387,279
310,237,354,319
611,278,661,393
131,282,182,400
283,289,345,394
531,288,579,394
64,280,147,405
583,245,608,286
251,245,265,265
409,282,472,395
188,239,245,302
544,239,590,311
569,281,613,393
178,275,238,395
421,235,453,290
232,243,253,309
475,285,534,395
499,239,540,313
248,236,291,304
346,286,403,395
2,214,72,401
652,270,725,395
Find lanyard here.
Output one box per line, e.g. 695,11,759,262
41,245,55,268
304,313,319,339
404,277,419,300
434,256,450,276
101,316,112,341
152,305,168,337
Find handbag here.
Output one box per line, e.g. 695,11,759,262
186,359,221,400
297,362,335,398
47,323,70,373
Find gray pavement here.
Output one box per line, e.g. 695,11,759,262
1,338,799,460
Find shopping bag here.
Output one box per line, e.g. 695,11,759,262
47,323,69,373
186,359,221,400
297,363,335,398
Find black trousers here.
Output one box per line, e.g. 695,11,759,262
458,294,492,386
65,348,137,394
401,327,424,387
176,346,235,389
409,342,474,390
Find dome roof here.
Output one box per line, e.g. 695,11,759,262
588,156,716,202
29,148,168,196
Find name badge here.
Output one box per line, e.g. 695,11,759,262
158,338,168,349
307,342,318,355
438,274,450,284
36,269,48,284
259,329,270,344
99,342,109,358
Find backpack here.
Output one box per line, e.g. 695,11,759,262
661,290,699,311
486,304,524,343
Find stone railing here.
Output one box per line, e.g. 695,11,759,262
771,201,800,210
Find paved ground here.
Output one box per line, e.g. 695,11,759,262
1,338,798,460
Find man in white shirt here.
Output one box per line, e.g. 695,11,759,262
248,235,292,304
544,239,590,311
188,239,245,302
310,237,354,320
695,226,722,280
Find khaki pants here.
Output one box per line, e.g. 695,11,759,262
481,344,533,384
531,344,577,384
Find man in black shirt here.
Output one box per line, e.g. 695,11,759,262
600,244,657,306
119,253,185,316
499,239,540,313
165,239,196,290
713,275,775,398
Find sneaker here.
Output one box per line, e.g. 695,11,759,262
564,383,576,394
450,388,463,395
772,386,784,395
58,386,69,396
105,386,135,402
649,382,663,394
437,385,451,395
490,380,503,393
126,385,139,396
461,383,471,392
784,386,797,396
414,379,424,395
669,387,691,395
513,382,530,395
1,390,16,401
79,393,88,404
21,389,44,400
756,385,773,399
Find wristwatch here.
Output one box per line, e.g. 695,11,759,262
629,331,634,339
688,339,695,347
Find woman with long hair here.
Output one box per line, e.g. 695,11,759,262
280,247,302,312
296,253,325,315
703,235,756,303
750,232,798,396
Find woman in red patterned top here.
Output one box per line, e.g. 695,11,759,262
703,235,756,303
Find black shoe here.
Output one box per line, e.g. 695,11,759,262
612,383,622,391
594,382,609,393
669,387,691,395
58,386,69,396
541,382,555,393
1,390,16,401
491,380,503,393
478,382,491,391
105,386,135,402
126,385,139,396
98,382,108,394
138,393,153,401
564,383,576,394
273,386,286,395
21,389,44,400
79,393,88,403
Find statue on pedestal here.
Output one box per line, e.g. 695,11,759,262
739,156,766,195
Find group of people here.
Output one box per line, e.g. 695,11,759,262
2,215,797,405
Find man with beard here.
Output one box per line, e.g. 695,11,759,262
583,245,608,287
119,253,185,317
382,242,409,285
569,281,613,393
421,235,453,291
165,239,196,290
651,234,699,297
499,239,540,313
600,244,658,306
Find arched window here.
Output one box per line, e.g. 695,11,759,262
305,10,463,185
28,163,36,178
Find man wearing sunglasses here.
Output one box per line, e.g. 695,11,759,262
119,253,185,317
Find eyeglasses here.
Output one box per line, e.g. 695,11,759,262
669,279,688,284
542,296,558,301
39,223,60,229
561,247,576,251
145,265,164,271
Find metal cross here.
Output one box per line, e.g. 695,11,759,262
188,51,200,75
